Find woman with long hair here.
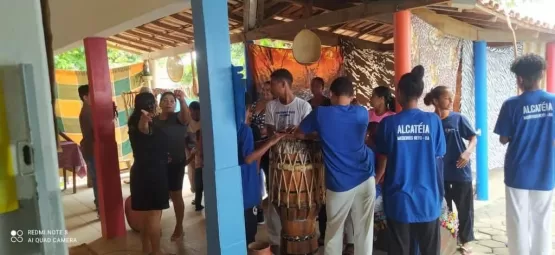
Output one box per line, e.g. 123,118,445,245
424,86,477,254
375,66,446,255
250,81,273,224
128,93,169,255
153,90,191,240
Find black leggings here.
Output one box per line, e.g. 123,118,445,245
194,168,203,209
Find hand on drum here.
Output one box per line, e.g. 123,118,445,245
269,133,287,145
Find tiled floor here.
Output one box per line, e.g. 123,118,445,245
64,170,554,255
64,174,213,255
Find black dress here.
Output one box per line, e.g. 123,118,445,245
153,112,188,192
129,124,170,211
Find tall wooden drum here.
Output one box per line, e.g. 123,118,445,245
270,138,325,255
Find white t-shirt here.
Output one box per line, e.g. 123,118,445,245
265,97,312,132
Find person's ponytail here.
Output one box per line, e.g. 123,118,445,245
423,92,434,106
386,95,396,112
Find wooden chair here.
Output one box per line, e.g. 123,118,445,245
58,132,78,193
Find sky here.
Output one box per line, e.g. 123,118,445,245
510,0,555,25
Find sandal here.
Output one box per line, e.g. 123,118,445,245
342,244,354,255
459,245,473,255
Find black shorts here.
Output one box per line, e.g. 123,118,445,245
167,160,186,192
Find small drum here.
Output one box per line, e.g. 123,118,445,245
270,138,325,255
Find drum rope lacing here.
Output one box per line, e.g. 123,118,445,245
273,141,315,210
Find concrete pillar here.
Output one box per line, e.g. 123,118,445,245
0,1,66,254
84,37,126,238
546,42,555,93
191,0,247,254
473,41,489,201
394,10,411,112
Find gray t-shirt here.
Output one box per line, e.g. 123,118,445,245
153,112,187,162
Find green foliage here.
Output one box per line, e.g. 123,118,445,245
54,47,141,71
55,39,290,82
257,39,292,49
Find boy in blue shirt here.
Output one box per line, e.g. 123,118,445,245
295,77,376,255
239,93,285,245
494,54,555,255
375,66,446,255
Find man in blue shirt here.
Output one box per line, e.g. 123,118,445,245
375,66,446,255
239,94,285,245
494,54,555,255
295,77,375,255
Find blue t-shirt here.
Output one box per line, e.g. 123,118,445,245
442,112,476,182
494,90,555,191
375,109,446,223
237,123,261,209
299,105,375,192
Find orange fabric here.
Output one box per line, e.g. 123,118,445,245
247,44,343,92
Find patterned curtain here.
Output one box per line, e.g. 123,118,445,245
340,38,394,108
411,16,463,111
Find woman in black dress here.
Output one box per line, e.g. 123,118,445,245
153,90,191,240
129,93,169,255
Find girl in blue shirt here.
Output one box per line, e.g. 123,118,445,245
375,65,446,255
424,86,477,254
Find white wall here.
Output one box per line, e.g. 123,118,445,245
50,0,191,53
0,0,66,254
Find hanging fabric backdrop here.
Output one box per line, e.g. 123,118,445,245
247,44,343,101
340,38,394,108
411,16,462,111
54,63,143,164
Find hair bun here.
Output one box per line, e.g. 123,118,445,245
411,65,425,80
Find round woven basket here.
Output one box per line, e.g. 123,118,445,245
292,29,322,65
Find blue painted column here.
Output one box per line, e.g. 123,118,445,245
473,41,489,201
191,0,246,254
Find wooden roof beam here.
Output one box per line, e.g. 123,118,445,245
246,0,447,40
107,38,154,52
254,18,392,51
259,2,292,26
112,34,165,50
151,20,194,38
144,32,245,60
137,26,191,44
107,43,145,55
432,9,497,22
124,30,179,48
282,0,394,24
412,8,544,42
169,13,193,24
355,23,386,38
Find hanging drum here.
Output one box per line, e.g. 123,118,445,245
292,29,322,65
166,55,184,83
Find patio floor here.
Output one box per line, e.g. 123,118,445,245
63,169,555,255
